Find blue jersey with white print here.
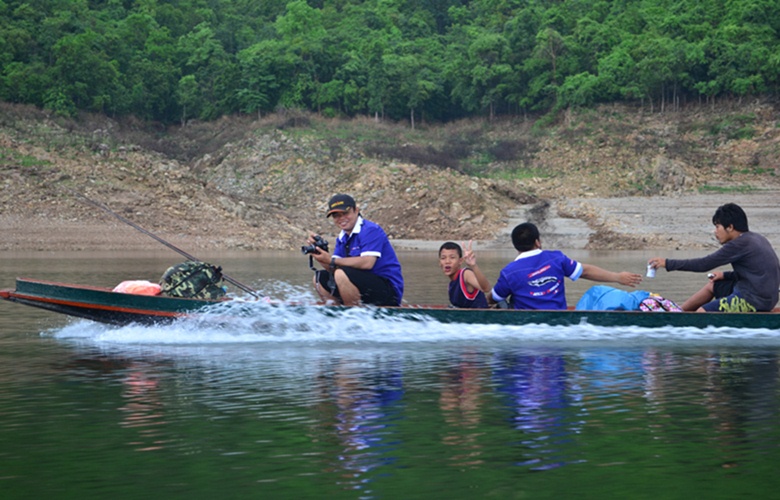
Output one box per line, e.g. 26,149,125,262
491,249,582,310
333,216,404,303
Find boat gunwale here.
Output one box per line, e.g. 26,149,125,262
2,277,780,329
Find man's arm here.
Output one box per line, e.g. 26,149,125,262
333,255,377,270
581,263,642,287
313,248,377,270
665,242,743,272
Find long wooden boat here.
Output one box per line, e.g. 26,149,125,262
2,277,780,330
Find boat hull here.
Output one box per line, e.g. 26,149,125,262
1,278,219,326
2,278,780,330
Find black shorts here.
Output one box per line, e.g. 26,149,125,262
703,277,757,312
713,278,736,299
316,267,399,306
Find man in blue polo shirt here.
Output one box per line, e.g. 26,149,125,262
307,194,404,306
491,222,642,310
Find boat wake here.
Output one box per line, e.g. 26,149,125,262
48,298,780,347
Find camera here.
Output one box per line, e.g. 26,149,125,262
301,235,329,255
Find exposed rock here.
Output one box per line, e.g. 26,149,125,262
1,101,780,252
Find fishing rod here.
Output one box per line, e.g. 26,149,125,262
72,191,263,299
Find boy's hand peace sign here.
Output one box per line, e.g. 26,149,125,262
462,240,477,267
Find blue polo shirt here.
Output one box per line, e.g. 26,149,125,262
333,216,404,303
491,249,583,310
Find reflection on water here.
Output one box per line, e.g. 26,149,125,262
2,252,780,497
439,351,486,468
494,352,571,466
119,361,168,452
312,358,403,492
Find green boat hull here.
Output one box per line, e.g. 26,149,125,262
1,278,218,325
2,277,779,330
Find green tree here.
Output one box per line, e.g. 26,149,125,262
468,29,512,119
557,72,600,109
1,61,51,105
177,22,238,119
176,74,199,125
384,38,442,128
274,0,328,108
50,30,121,114
366,39,390,119
596,43,642,102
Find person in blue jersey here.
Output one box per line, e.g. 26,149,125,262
439,241,491,308
491,222,643,310
307,194,404,306
648,203,780,312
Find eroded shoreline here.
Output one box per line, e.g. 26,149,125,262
4,192,778,253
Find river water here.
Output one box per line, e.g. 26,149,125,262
2,250,780,499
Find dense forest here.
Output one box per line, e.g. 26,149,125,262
1,0,778,125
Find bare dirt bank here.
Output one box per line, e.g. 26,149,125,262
3,190,778,254
2,102,780,254
554,191,780,251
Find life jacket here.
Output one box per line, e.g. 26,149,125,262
159,261,226,300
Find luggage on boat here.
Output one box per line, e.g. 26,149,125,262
638,294,683,312
575,285,650,311
576,286,682,312
113,280,162,296
159,261,226,300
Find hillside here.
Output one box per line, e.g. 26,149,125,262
1,100,779,252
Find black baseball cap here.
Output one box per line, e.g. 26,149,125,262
326,194,356,217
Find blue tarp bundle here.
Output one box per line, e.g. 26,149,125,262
575,285,651,311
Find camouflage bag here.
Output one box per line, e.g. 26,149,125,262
159,261,226,300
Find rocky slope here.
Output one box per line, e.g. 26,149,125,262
1,100,779,252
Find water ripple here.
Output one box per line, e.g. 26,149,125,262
46,301,780,348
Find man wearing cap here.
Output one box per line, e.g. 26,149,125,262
306,194,404,306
